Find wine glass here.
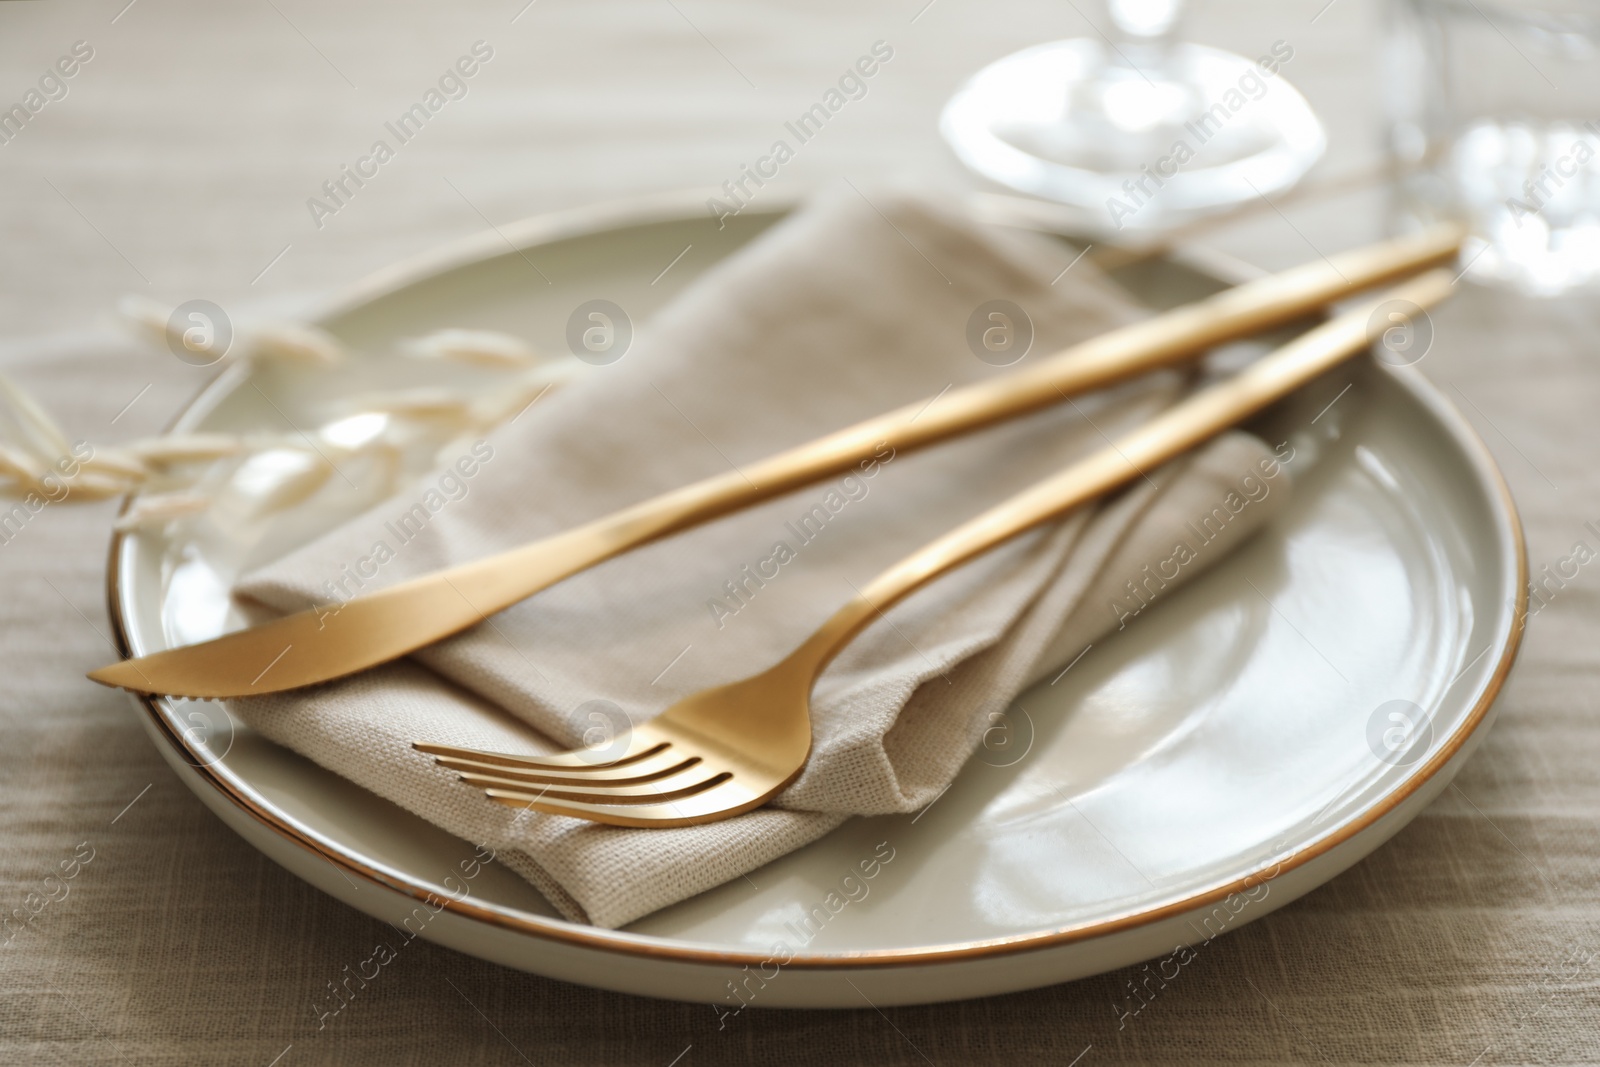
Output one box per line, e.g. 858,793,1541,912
941,0,1326,233
1386,0,1600,295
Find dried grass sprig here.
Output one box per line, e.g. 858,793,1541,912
403,328,542,369
3,313,578,534
116,296,347,369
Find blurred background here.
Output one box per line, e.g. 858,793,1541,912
2,1,1597,1063
0,0,1405,338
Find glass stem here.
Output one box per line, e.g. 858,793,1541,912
1103,0,1186,75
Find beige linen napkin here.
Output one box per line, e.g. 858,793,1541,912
229,190,1293,928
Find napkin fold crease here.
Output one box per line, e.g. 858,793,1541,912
229,190,1292,928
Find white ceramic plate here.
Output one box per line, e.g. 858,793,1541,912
106,191,1526,1007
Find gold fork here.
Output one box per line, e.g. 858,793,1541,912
417,269,1455,828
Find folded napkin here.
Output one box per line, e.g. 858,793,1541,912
231,190,1293,928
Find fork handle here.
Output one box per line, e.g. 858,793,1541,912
786,270,1456,679
505,223,1461,565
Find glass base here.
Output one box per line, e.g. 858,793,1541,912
941,39,1326,234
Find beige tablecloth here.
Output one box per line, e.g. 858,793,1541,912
2,1,1596,1064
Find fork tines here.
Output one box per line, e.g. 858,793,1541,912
413,738,732,808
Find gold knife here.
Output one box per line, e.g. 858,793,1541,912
89,224,1463,698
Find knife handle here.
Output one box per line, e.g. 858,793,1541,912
89,226,1462,698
